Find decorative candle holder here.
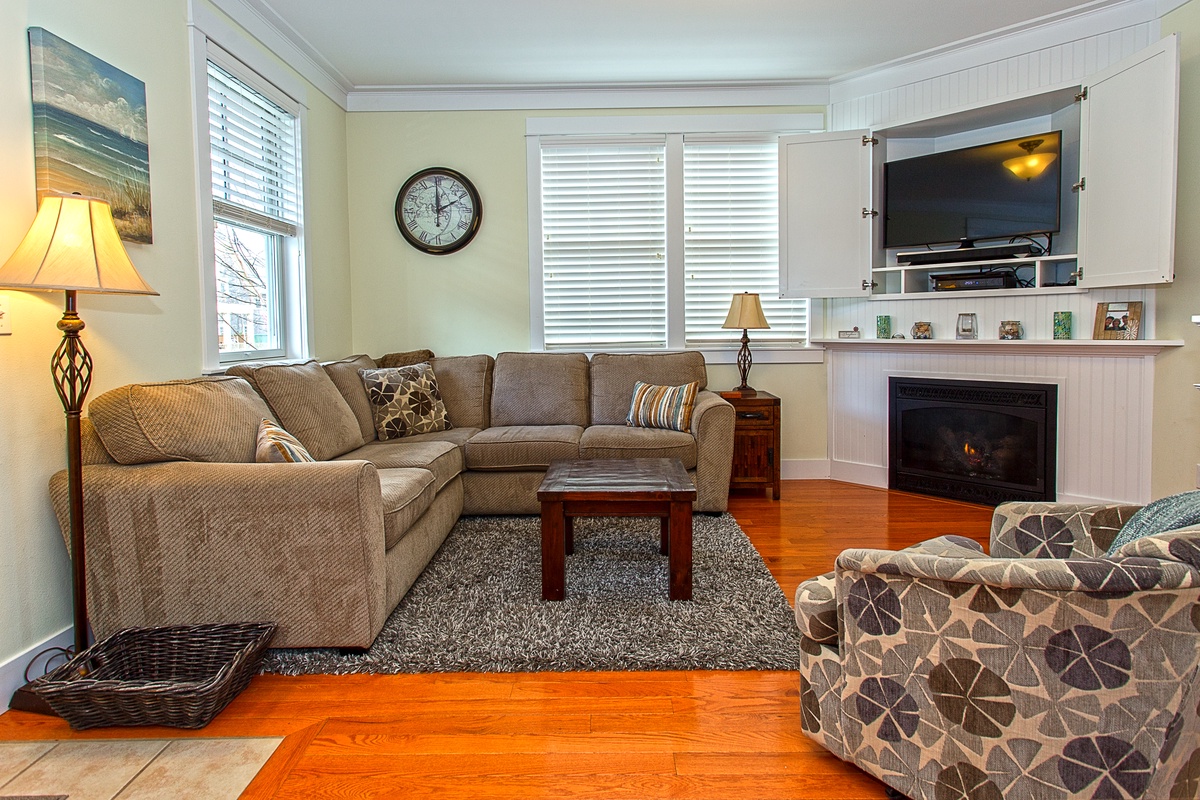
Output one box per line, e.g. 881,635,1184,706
999,320,1023,340
1053,311,1072,340
956,313,978,340
876,315,892,339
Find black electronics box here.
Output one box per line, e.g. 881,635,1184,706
897,244,1035,266
931,272,1018,291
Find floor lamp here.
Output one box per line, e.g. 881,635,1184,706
721,292,770,395
0,194,157,664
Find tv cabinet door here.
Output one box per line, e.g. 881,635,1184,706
1077,34,1178,288
779,130,874,298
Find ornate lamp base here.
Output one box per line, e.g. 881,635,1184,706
734,329,757,395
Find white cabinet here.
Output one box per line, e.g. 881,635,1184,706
777,130,876,298
780,36,1179,299
1077,35,1178,288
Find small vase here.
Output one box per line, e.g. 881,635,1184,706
876,315,892,339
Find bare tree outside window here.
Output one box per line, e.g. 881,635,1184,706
214,220,279,354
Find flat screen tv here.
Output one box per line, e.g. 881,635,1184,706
883,131,1062,250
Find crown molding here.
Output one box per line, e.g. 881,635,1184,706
829,0,1177,104
198,0,352,109
346,81,829,112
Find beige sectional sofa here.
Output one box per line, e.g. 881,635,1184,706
51,351,735,648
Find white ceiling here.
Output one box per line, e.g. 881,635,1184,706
246,0,1134,90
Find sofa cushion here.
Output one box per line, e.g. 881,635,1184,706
590,352,708,426
89,376,271,465
378,348,435,368
323,354,378,445
465,425,583,470
491,352,589,427
360,364,451,440
337,439,462,492
228,360,362,461
626,380,699,432
430,354,494,430
377,468,438,549
579,425,697,468
255,418,315,463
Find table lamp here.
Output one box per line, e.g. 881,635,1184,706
0,194,157,658
721,292,770,394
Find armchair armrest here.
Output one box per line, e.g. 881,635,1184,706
50,460,388,648
989,501,1142,559
837,546,1200,593
690,390,735,513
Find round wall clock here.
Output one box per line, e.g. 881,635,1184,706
394,167,482,255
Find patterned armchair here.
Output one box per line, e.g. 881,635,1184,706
794,500,1200,800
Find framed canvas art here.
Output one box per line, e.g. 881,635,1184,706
28,28,152,243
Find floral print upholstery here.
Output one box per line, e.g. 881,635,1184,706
797,500,1200,800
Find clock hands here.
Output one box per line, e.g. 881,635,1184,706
436,192,467,213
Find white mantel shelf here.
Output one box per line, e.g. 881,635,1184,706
812,338,1184,357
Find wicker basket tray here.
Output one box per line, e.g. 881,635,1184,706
30,622,276,730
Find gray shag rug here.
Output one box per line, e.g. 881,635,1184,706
262,513,800,674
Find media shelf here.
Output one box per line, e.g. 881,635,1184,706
869,253,1082,299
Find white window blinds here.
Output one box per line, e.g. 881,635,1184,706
683,141,807,344
540,142,667,349
207,61,299,236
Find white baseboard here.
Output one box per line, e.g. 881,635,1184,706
0,626,73,704
780,459,830,480
829,460,888,489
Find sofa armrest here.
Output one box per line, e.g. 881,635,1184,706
50,460,388,648
690,390,735,513
989,501,1142,559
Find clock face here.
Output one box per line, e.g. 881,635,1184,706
394,168,482,254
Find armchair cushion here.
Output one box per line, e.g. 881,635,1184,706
1107,490,1200,553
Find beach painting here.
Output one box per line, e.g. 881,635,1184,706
28,28,152,243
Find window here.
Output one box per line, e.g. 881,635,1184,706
530,118,811,353
201,54,306,365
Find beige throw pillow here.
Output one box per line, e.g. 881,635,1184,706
359,363,452,440
234,360,363,461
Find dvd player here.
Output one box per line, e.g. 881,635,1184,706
897,244,1035,266
931,272,1017,291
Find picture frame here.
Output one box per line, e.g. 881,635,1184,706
1092,301,1143,340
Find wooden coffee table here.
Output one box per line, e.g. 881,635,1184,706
537,458,697,601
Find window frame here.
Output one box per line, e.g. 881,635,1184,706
189,18,312,371
527,114,824,363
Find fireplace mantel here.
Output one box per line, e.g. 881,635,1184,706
813,338,1183,357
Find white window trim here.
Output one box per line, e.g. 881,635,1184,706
188,11,313,372
527,114,825,363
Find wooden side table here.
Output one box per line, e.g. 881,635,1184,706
722,390,781,501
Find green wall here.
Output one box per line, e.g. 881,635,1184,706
345,106,831,466
1154,0,1200,497
0,0,353,672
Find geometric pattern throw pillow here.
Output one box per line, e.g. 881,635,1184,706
358,363,452,440
626,380,699,432
255,418,316,463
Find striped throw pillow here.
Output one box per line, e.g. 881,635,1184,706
255,418,315,463
626,381,700,432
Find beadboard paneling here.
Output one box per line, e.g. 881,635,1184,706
825,347,1155,503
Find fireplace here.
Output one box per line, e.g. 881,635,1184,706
889,377,1057,505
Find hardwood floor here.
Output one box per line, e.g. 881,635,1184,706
0,481,994,799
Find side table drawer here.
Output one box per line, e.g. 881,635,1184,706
734,406,775,428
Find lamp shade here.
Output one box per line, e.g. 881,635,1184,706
0,195,157,295
721,292,770,330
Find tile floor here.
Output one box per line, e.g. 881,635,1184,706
0,737,280,799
